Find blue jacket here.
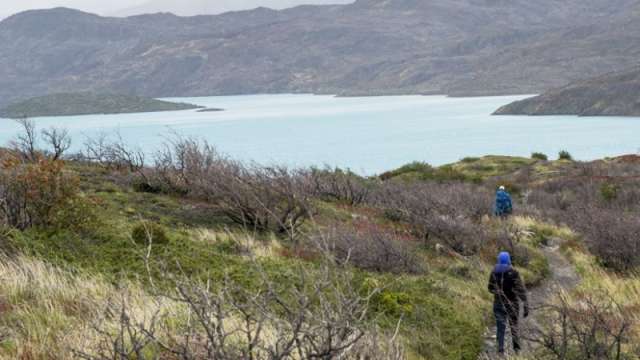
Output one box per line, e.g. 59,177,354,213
494,190,513,216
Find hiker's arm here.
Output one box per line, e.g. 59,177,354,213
514,272,528,303
488,272,497,294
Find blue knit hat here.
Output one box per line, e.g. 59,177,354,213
495,252,512,273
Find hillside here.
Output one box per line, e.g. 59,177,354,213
0,92,200,118
1,1,640,106
1,122,640,358
494,68,640,116
112,0,354,16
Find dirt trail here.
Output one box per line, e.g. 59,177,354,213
478,238,580,359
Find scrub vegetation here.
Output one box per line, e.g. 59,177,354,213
0,120,639,359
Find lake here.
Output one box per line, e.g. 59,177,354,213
1,94,639,175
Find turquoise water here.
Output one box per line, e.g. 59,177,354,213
1,94,639,175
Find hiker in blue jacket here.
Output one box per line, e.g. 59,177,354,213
488,252,529,355
494,186,513,217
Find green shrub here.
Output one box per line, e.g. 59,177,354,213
512,243,550,287
131,222,169,245
383,208,405,222
52,195,99,233
131,179,162,194
531,152,548,161
558,150,573,161
427,165,477,183
380,162,482,183
0,158,84,230
362,278,413,317
379,162,433,180
460,157,480,163
600,183,619,202
531,231,550,247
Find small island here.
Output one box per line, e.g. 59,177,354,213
197,108,225,113
0,93,203,118
494,67,640,117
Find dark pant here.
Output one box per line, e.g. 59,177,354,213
494,302,520,353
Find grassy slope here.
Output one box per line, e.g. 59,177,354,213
17,156,640,359
0,156,578,359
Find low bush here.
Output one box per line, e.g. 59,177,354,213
150,137,312,237
0,157,84,230
305,167,373,206
531,152,548,161
379,161,433,181
460,157,480,163
528,177,640,271
599,182,619,201
77,257,402,360
531,292,637,360
372,182,492,255
572,208,640,271
380,162,479,183
320,223,425,274
131,222,170,245
558,150,573,161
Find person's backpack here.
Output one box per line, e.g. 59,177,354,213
495,191,513,216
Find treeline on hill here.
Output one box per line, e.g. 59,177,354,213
0,119,639,359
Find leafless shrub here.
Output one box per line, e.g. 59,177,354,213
316,223,425,274
528,292,637,360
41,127,72,161
151,137,312,237
371,182,492,255
203,164,311,238
526,177,640,271
305,167,373,206
8,119,72,162
569,207,640,272
74,293,161,360
83,132,145,173
9,118,39,161
349,327,406,360
74,256,403,359
152,136,221,194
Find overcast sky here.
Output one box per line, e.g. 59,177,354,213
1,0,354,18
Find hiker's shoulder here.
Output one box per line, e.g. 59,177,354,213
507,268,521,277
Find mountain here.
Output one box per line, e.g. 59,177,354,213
1,1,640,107
113,0,354,17
493,68,640,117
0,92,200,118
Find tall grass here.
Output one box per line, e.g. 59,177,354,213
0,255,170,359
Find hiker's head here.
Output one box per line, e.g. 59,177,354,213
497,252,511,266
499,185,506,191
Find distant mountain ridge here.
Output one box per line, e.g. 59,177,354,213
0,93,200,118
493,68,640,117
1,1,640,107
112,0,354,17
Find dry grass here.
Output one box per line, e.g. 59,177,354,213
189,227,283,258
0,255,176,359
569,250,640,311
510,216,577,243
